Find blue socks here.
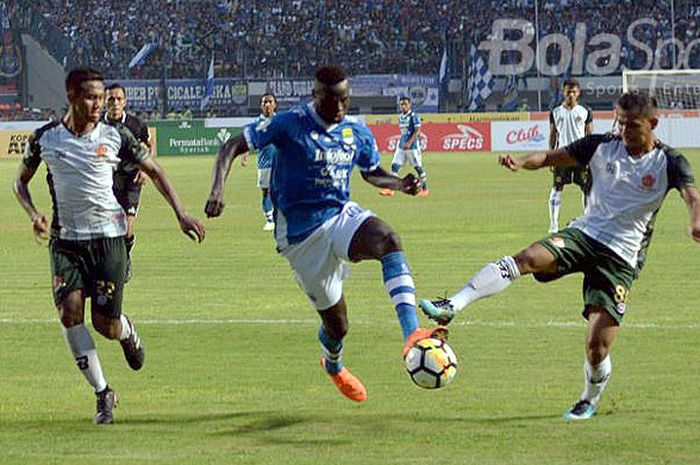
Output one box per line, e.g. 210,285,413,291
319,325,344,375
381,251,419,340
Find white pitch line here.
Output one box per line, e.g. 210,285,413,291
0,317,698,330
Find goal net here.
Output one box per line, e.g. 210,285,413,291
622,69,700,110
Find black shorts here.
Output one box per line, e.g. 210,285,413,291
553,166,590,192
50,237,127,317
113,169,142,216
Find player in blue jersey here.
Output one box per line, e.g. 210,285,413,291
379,96,429,197
205,65,447,402
254,93,277,231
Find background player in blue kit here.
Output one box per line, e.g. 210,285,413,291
379,96,429,197
244,93,278,231
205,65,446,402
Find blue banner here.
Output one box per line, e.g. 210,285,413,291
110,79,248,111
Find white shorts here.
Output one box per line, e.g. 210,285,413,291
392,148,423,168
257,168,271,188
281,202,374,310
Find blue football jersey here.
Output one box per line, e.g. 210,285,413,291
252,114,277,169
243,103,381,249
398,110,421,150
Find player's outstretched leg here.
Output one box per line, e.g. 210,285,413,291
420,256,521,325
348,216,447,354
118,314,145,370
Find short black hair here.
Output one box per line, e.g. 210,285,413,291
562,78,580,89
618,91,657,118
399,96,411,103
261,92,277,102
315,65,347,87
65,67,103,93
106,83,126,94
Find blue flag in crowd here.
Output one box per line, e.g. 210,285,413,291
128,43,157,69
467,44,493,111
200,56,215,111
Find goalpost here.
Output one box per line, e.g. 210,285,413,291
622,69,700,110
621,69,700,147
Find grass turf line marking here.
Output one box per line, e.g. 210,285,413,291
1,317,699,330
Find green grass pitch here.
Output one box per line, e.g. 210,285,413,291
1,151,699,464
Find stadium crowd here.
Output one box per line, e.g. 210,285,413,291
9,0,700,79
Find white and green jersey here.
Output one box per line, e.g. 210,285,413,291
23,120,149,240
565,134,695,269
550,104,592,148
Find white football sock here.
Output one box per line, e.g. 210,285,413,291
580,355,612,405
118,314,133,341
62,324,108,393
450,256,521,311
549,188,562,231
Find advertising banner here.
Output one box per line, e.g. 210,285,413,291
154,119,241,156
352,75,439,112
369,122,491,152
491,121,550,151
0,129,32,159
111,79,248,111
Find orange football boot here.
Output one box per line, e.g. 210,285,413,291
320,359,367,402
379,188,395,197
417,189,430,197
402,326,449,357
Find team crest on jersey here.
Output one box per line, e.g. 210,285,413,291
641,174,656,189
95,144,108,159
616,302,626,315
548,236,565,248
310,130,319,141
342,128,354,145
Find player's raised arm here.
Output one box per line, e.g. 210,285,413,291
499,148,576,172
361,165,421,195
205,134,249,218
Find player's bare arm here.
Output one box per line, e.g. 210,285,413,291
133,138,155,186
361,165,421,195
585,122,593,136
13,162,49,243
205,134,250,217
500,148,577,172
138,157,205,242
680,185,700,243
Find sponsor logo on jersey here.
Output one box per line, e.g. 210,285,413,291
616,302,626,314
342,128,354,145
441,125,485,150
96,144,108,159
642,174,656,189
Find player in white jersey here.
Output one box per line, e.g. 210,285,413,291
420,92,699,420
379,96,429,197
548,79,593,233
13,68,205,425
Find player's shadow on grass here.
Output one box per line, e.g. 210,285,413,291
444,413,560,424
120,411,270,426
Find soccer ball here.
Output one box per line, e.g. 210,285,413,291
404,337,458,389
